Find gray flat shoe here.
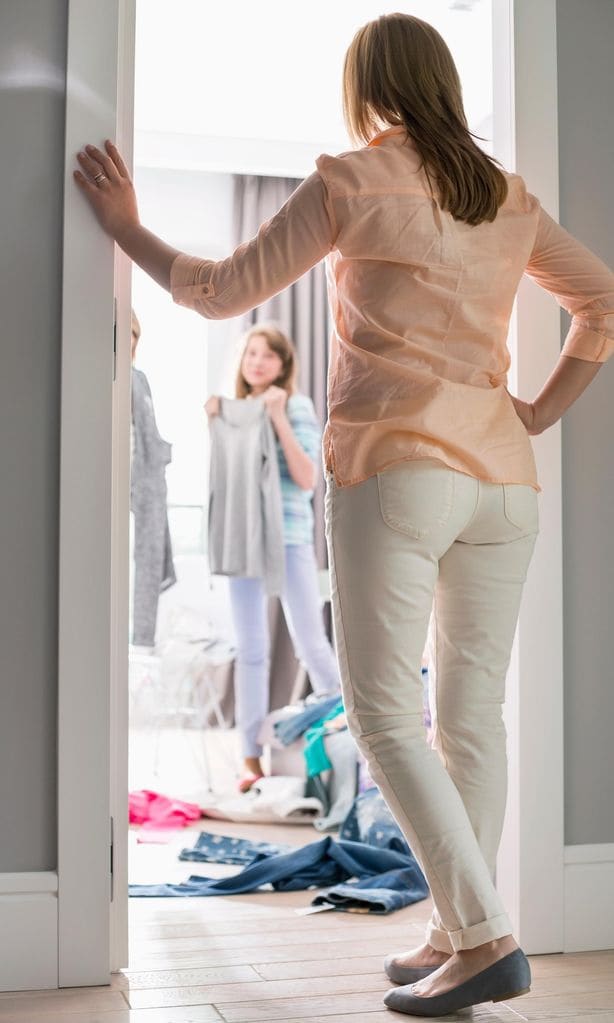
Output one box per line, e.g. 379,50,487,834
383,952,442,985
383,947,531,1017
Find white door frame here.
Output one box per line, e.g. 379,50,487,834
493,0,566,954
109,0,136,975
497,0,614,955
58,0,134,987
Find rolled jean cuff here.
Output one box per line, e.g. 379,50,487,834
425,922,454,954
426,912,513,952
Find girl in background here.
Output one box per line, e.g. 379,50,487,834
205,324,340,791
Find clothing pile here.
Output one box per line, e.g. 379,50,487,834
129,785,428,914
259,694,360,832
187,695,358,830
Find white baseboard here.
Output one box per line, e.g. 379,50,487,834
0,873,58,991
564,844,614,952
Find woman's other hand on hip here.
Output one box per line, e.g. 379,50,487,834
507,391,542,435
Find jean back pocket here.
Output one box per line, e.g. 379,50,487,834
377,460,455,540
502,483,539,535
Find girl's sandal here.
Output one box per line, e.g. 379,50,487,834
237,773,265,794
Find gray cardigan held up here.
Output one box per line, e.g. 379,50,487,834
208,397,285,595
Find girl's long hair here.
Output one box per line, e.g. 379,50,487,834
235,323,298,398
343,13,507,226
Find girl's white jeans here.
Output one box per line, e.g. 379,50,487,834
325,459,539,951
229,543,340,758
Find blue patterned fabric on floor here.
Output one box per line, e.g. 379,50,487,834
340,784,412,854
179,832,295,865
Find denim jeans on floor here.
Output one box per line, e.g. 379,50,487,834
229,543,340,757
312,866,428,914
130,834,428,913
273,694,343,746
340,785,411,855
326,460,538,950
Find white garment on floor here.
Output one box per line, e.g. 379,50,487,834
201,776,324,824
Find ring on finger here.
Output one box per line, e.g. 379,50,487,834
93,172,107,184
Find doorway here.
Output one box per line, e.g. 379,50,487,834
123,0,497,962
54,0,570,993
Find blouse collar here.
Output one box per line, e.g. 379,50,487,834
368,125,410,147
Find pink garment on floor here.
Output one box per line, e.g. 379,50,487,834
129,789,202,830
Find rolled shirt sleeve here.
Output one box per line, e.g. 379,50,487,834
170,171,336,320
524,205,614,363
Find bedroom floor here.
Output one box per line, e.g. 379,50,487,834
1,728,613,1021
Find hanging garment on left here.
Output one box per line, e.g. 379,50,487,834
208,397,285,595
131,367,176,647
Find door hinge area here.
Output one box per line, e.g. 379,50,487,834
110,815,115,901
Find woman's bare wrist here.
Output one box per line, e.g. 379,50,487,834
114,220,144,253
532,400,556,435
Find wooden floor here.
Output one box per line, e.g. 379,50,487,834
1,729,613,1021
1,817,613,1022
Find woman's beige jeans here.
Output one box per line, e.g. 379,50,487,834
325,460,539,951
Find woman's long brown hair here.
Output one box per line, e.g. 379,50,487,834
235,323,298,398
343,13,507,226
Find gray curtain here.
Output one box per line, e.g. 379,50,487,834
234,174,333,710
233,174,331,567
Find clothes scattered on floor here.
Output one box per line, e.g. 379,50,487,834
129,833,428,912
179,832,296,865
259,695,359,830
129,790,202,832
273,693,342,746
340,784,411,855
311,865,428,914
174,829,428,915
303,699,346,776
199,775,324,824
309,729,359,832
208,397,285,596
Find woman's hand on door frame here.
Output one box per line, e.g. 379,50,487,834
73,140,180,292
74,140,140,242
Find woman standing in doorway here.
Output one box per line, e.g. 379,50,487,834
205,324,340,791
74,13,614,1015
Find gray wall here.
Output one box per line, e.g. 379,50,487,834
557,0,614,845
0,1,67,870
